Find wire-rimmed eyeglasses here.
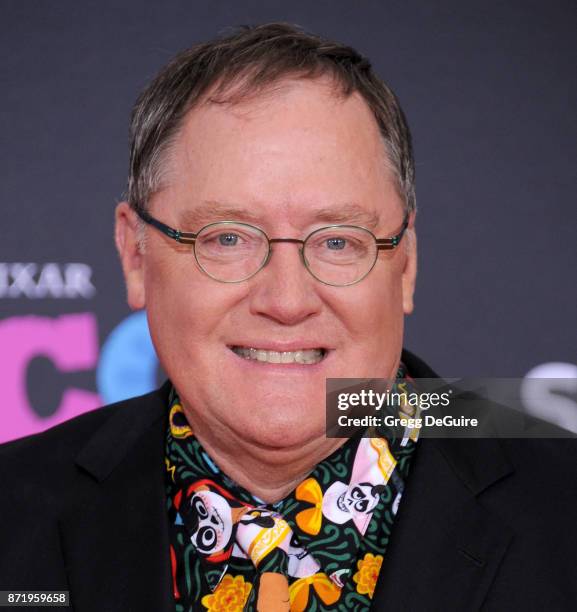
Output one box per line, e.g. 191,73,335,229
136,208,409,287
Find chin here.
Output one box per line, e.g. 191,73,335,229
232,409,325,450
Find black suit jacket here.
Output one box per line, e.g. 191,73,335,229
1,350,576,611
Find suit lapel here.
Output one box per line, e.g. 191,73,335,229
372,435,515,610
59,384,174,612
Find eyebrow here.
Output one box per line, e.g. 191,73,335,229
177,202,263,228
310,204,381,229
177,201,382,231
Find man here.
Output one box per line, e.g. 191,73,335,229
1,23,576,611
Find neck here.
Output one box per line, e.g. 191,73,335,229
184,417,346,503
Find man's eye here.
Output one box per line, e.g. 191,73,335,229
326,237,347,250
311,233,367,258
218,233,240,246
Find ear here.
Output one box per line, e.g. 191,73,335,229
401,213,417,315
115,201,146,310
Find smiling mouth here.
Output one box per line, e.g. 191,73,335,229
230,346,327,365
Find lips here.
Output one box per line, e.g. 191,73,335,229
229,346,327,365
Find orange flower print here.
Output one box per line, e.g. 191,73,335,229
353,553,383,598
201,574,252,611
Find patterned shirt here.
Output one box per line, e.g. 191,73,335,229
165,363,420,611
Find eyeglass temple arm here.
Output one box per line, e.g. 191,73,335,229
375,213,410,250
136,209,197,244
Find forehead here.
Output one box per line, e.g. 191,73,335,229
155,77,402,228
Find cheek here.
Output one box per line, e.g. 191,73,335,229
328,269,405,379
142,255,239,352
337,270,404,340
144,260,199,341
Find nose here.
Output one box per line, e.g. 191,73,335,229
248,242,323,325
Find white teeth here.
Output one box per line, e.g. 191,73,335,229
231,346,325,365
267,351,281,364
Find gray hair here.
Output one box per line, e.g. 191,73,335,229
127,22,416,216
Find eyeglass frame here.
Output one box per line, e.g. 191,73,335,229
135,207,410,287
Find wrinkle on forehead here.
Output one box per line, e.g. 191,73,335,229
176,200,382,232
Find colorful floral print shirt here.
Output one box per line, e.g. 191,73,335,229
165,364,419,611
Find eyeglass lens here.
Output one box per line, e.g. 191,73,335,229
194,222,378,285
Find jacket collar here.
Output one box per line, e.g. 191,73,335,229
74,379,172,482
400,348,515,494
63,381,174,612
370,350,516,610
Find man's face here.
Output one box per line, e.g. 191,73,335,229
116,77,416,450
